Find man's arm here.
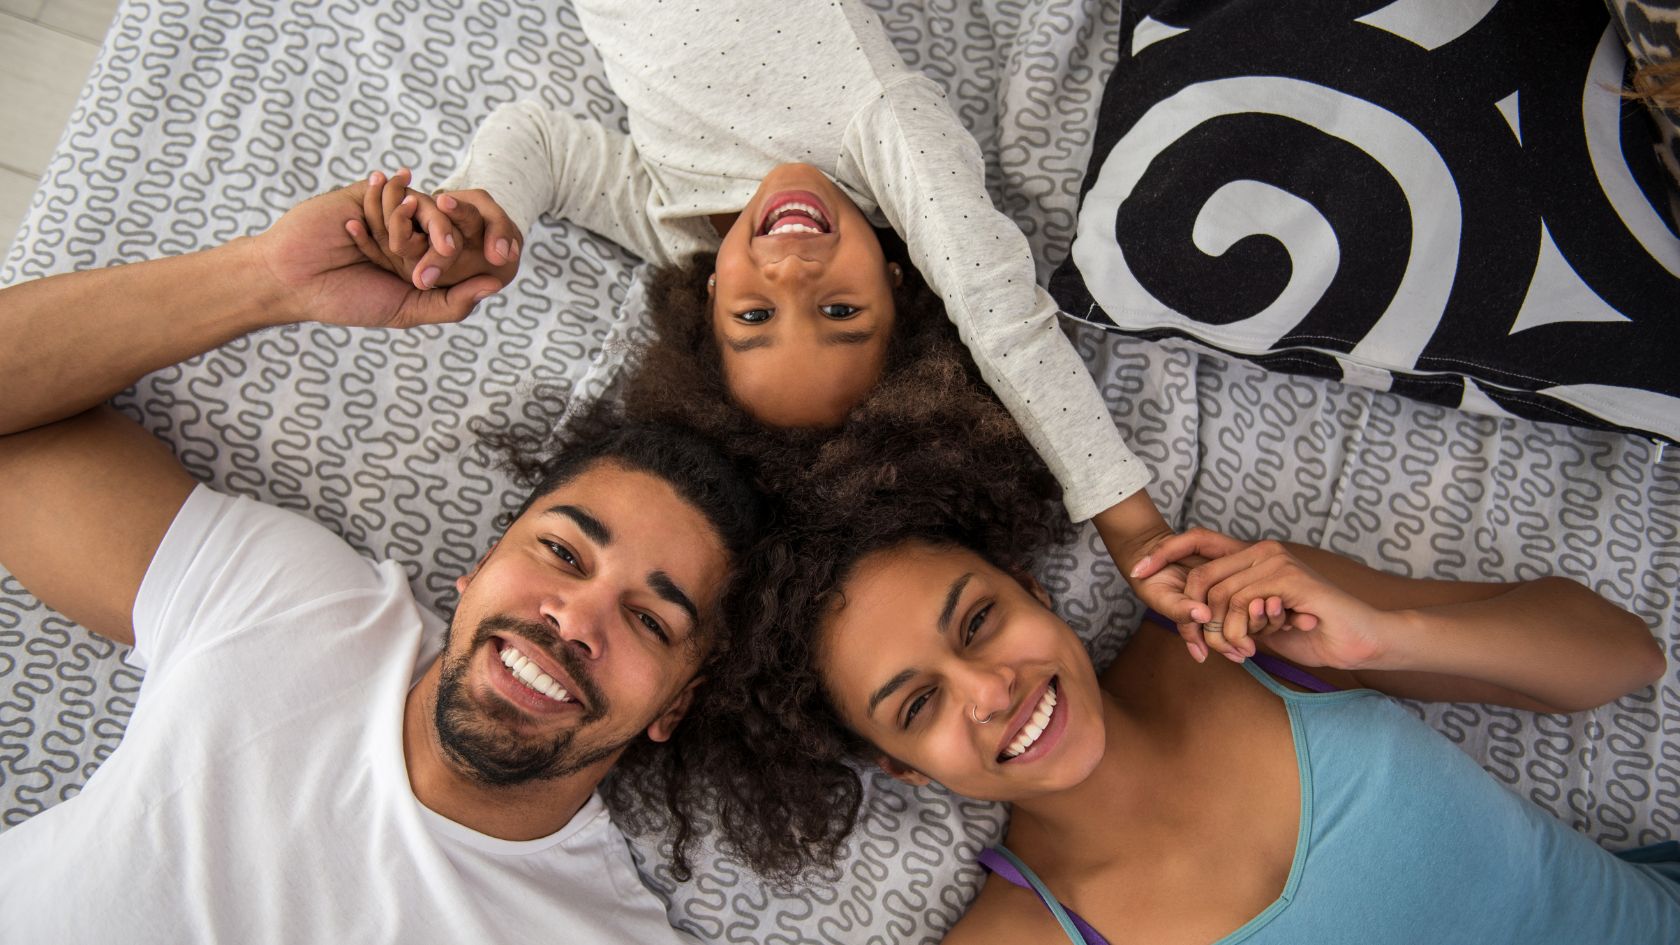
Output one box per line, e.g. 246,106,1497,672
0,181,503,437
0,181,504,643
0,408,195,646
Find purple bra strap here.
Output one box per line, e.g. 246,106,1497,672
977,846,1110,945
1143,610,1340,693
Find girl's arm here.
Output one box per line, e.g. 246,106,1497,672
437,100,691,265
848,78,1222,627
1161,529,1664,712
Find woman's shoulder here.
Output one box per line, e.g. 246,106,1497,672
945,871,1077,945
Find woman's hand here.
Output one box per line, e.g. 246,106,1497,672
1184,537,1389,670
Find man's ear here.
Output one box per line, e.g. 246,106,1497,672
646,676,704,743
454,541,499,594
875,754,931,787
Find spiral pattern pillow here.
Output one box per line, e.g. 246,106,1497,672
1051,0,1680,443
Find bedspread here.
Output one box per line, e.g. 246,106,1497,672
1,1,1675,942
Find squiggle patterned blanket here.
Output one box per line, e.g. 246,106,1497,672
1,2,1675,943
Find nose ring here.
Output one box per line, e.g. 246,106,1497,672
970,705,996,724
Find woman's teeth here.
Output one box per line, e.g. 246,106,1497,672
499,646,571,703
1001,684,1057,760
763,201,828,235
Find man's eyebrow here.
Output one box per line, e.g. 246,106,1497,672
544,505,611,545
822,329,877,347
938,573,974,633
868,668,918,718
725,336,774,353
647,569,699,625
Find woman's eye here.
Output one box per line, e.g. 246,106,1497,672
540,540,579,568
963,604,992,645
819,304,859,319
635,611,669,643
904,690,932,727
736,308,772,324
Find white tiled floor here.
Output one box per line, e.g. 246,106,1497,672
0,0,119,258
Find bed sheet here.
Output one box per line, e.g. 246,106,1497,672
0,1,1675,943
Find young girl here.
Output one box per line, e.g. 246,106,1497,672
704,380,1675,942
348,0,1228,643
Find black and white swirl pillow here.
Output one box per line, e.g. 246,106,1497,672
1051,0,1680,443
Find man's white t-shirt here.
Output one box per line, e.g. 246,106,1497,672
0,485,691,944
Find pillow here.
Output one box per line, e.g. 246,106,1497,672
1050,0,1680,443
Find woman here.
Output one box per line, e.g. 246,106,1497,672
712,385,1676,942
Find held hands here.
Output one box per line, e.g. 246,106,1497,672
1132,528,1387,670
348,169,522,292
250,178,506,329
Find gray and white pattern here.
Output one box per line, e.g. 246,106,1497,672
1,1,1674,943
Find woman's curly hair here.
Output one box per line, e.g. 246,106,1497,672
473,237,1070,884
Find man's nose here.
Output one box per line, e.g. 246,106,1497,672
539,592,608,660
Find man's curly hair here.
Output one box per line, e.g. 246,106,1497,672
473,238,1069,884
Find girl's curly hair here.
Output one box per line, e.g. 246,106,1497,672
474,238,1069,884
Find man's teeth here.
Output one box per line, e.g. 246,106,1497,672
1002,685,1058,759
499,646,571,703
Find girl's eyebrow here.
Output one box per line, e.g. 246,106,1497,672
938,573,974,631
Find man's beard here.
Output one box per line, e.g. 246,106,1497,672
433,614,626,786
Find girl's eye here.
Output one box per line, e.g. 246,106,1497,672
819,304,859,319
634,611,670,644
904,690,933,728
963,604,992,645
541,539,579,568
737,308,772,324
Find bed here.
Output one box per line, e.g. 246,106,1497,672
1,1,1675,943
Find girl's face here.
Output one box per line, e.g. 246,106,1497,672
711,164,901,428
818,542,1109,802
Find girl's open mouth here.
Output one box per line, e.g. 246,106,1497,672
758,190,832,236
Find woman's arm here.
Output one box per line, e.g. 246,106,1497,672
1160,529,1664,712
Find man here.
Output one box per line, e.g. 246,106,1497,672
0,181,759,941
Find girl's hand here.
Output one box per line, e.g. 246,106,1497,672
346,170,521,292
1188,539,1390,670
252,179,504,329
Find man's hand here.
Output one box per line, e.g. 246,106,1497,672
251,176,506,329
344,168,522,293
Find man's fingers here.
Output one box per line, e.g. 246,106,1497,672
345,219,385,266
398,276,503,326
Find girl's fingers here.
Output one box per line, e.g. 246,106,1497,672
1129,527,1248,580
414,199,461,258
437,193,485,239
363,171,390,247
389,195,422,257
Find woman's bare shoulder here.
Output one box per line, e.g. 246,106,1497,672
943,873,1071,945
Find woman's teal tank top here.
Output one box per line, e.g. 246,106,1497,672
984,661,1680,944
